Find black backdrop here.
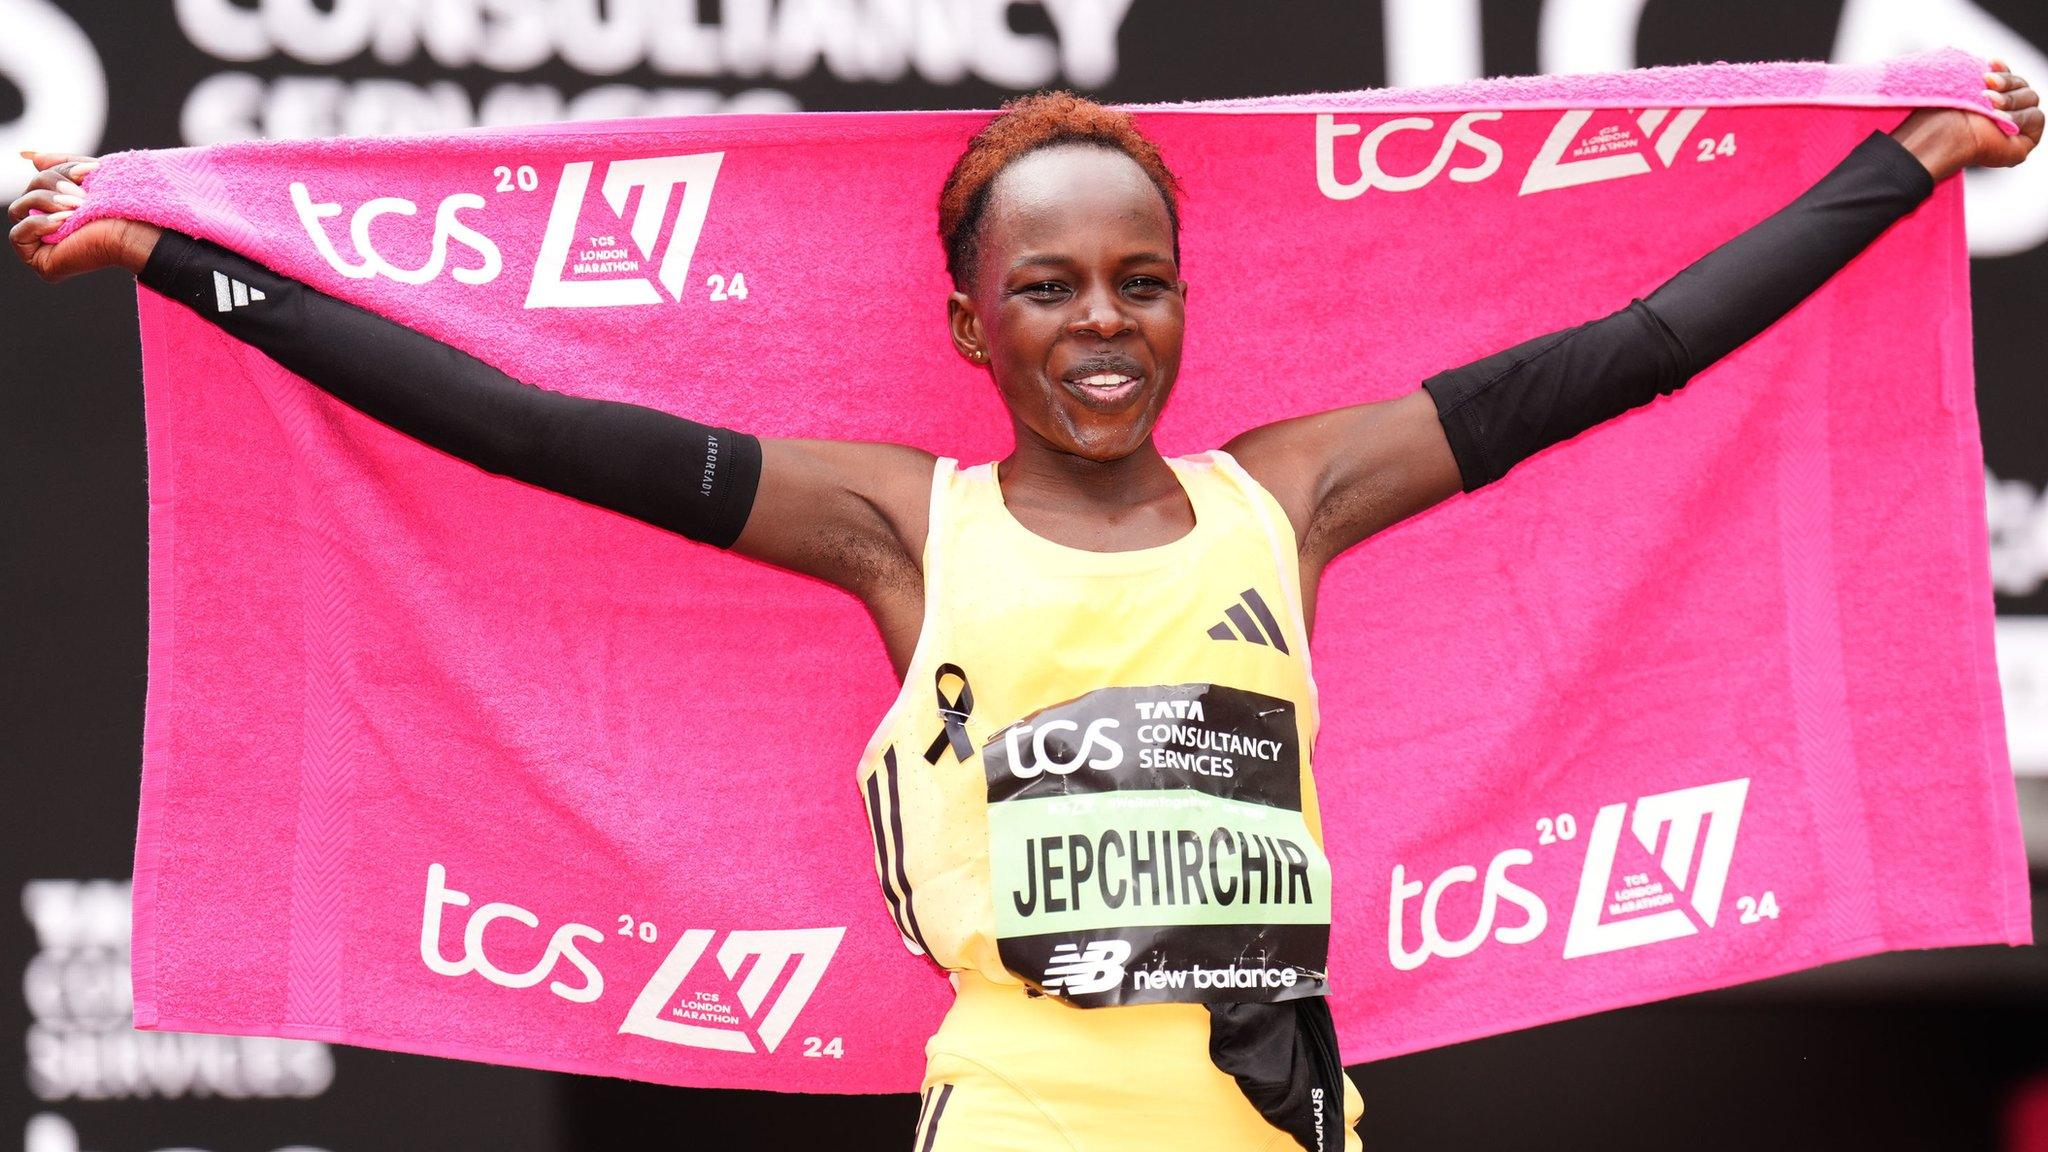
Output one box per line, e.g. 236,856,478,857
4,2,2046,1149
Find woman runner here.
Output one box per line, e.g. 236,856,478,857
11,63,2040,1151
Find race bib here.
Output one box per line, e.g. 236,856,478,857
984,683,1332,1006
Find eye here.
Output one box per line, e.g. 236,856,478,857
1124,276,1168,296
1018,281,1069,300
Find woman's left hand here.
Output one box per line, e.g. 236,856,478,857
1892,59,2040,180
1968,61,2040,167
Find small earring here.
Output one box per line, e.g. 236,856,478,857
968,349,985,361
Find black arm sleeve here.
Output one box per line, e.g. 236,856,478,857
1420,129,1937,491
138,229,763,548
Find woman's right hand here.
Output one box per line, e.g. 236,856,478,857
10,152,159,281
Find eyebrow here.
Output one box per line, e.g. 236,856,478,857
1007,251,1176,272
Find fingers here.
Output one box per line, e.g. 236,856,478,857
20,160,93,212
1994,81,2039,113
1987,70,2035,110
23,151,94,172
16,155,96,207
29,158,94,193
10,207,71,245
9,186,80,224
10,206,72,261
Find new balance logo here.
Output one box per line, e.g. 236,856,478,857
1205,587,1291,654
1042,939,1131,996
212,270,265,312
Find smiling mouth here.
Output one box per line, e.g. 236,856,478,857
1062,372,1143,409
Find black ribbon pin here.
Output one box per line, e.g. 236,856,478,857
923,663,975,764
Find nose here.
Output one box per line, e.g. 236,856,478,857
1067,281,1134,339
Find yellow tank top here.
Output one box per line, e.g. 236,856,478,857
855,450,1333,1008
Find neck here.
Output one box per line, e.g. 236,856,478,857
998,426,1178,513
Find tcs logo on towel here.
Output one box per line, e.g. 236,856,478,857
418,863,842,1055
288,151,723,308
1313,107,1715,199
1387,777,1757,971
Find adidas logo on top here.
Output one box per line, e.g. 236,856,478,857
1206,587,1290,653
213,270,265,312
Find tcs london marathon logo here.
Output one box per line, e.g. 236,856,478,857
1389,777,1773,972
419,864,845,1058
290,150,734,309
1315,105,1733,200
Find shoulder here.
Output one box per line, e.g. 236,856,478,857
1217,417,1328,543
1218,391,1462,563
743,439,940,593
777,438,940,538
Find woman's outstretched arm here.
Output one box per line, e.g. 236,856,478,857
1229,62,2041,575
8,168,935,609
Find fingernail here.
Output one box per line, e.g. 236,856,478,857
52,193,82,208
17,149,34,160
45,210,73,224
56,179,83,197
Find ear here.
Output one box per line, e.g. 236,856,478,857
947,289,986,365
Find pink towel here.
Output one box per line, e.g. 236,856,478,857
66,48,2027,1093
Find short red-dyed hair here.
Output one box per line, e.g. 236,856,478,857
938,90,1183,291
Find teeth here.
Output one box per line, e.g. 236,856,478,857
1077,374,1135,387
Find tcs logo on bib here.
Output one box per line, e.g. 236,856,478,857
1001,718,1124,779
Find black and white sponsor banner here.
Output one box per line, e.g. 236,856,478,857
11,877,558,1151
3,1,2044,1148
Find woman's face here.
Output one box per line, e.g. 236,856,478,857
949,144,1188,464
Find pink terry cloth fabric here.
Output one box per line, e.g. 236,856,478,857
64,47,2026,1093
